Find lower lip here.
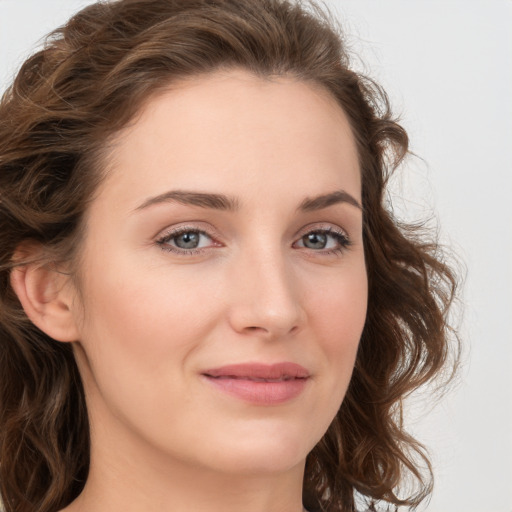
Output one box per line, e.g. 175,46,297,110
202,376,308,405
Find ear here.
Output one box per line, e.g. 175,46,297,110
10,255,80,343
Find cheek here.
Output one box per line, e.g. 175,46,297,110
291,264,367,443
306,264,368,381
76,255,222,381
73,258,224,439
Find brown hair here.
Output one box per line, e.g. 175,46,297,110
0,0,459,511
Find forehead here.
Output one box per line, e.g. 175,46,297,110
97,68,361,209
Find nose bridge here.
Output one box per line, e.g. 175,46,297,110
228,239,304,337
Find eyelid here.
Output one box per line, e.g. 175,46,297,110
156,222,221,241
154,221,351,256
294,222,349,241
155,223,223,254
292,223,352,253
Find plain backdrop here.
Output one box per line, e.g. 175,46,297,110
1,1,511,511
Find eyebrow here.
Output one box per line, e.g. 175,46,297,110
133,188,362,213
298,190,362,212
133,190,240,212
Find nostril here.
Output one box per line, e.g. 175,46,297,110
246,326,267,332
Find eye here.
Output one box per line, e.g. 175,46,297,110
156,228,218,254
294,227,350,254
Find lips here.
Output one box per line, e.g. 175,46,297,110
201,362,310,405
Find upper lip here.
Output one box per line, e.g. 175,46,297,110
202,362,310,381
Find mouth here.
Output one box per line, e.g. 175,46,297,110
208,375,300,382
201,362,310,405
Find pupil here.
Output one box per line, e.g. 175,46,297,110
304,232,327,249
175,232,200,249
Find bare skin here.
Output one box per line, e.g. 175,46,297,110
13,68,367,512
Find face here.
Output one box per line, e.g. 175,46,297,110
70,69,367,476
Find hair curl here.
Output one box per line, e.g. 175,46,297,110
0,1,459,511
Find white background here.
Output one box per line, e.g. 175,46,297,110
1,1,511,511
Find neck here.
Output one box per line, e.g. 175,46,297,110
62,407,307,512
66,458,306,512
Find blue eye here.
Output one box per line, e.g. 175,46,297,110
295,228,350,253
156,225,350,256
302,232,329,249
173,231,201,249
157,229,215,253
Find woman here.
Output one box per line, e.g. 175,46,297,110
0,0,458,511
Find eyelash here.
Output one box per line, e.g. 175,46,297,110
156,226,219,256
294,226,351,256
155,225,352,257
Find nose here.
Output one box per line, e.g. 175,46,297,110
227,247,306,340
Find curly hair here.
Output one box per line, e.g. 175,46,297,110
0,0,459,511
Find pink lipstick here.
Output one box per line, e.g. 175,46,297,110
201,362,310,405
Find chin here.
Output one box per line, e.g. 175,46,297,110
191,420,318,475
209,447,307,476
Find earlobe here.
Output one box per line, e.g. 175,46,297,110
10,261,80,343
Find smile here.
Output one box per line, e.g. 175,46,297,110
211,376,297,382
201,362,310,405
